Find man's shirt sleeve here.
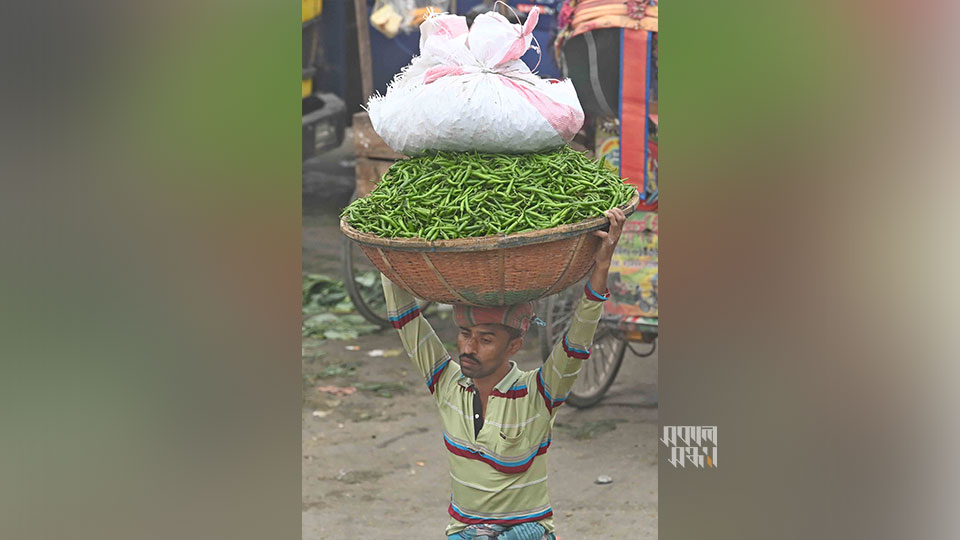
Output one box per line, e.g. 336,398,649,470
381,272,458,397
535,283,608,415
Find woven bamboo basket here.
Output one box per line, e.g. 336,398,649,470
340,193,640,306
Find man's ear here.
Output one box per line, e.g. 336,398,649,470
506,336,524,357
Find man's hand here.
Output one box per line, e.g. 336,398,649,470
591,208,627,269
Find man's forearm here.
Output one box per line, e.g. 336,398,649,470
588,262,610,298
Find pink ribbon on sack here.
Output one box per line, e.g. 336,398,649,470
420,7,580,142
423,65,467,85
498,7,539,67
497,77,580,142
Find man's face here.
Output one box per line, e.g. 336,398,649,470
456,324,520,379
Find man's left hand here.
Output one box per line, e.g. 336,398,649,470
592,208,627,268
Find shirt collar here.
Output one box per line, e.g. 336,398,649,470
457,361,522,391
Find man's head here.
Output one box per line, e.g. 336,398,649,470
453,303,535,381
456,324,523,379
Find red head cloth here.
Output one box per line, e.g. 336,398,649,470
453,302,537,338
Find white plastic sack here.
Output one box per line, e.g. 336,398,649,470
367,7,585,155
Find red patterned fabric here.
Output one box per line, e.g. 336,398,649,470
453,303,536,337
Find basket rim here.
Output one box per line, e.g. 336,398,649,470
340,192,641,253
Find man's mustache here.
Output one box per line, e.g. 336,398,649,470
459,354,479,363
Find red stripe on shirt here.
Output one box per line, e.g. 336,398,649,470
443,438,549,475
584,284,610,301
427,359,450,395
389,307,421,329
535,370,553,413
490,387,528,399
562,338,590,360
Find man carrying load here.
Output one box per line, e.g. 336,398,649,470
381,208,628,539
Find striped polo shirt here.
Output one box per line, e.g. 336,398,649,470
381,273,607,536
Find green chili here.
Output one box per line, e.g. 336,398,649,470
342,146,635,240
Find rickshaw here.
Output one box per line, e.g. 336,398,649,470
538,0,659,407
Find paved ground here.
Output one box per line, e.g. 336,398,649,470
302,134,659,539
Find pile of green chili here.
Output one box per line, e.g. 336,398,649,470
341,146,636,241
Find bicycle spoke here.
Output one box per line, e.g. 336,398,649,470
591,340,605,390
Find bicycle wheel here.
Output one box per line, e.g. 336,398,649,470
565,327,626,408
342,237,432,327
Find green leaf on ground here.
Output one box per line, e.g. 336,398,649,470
318,363,359,378
323,329,358,340
354,381,407,398
301,274,382,340
331,299,356,313
354,272,378,288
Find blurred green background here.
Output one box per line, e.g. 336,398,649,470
1,3,300,540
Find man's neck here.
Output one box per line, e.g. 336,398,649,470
472,361,511,396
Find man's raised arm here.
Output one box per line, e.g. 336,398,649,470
381,273,457,397
535,208,626,415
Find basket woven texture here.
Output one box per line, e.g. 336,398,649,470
340,193,640,306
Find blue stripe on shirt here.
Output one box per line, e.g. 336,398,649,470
389,304,419,321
